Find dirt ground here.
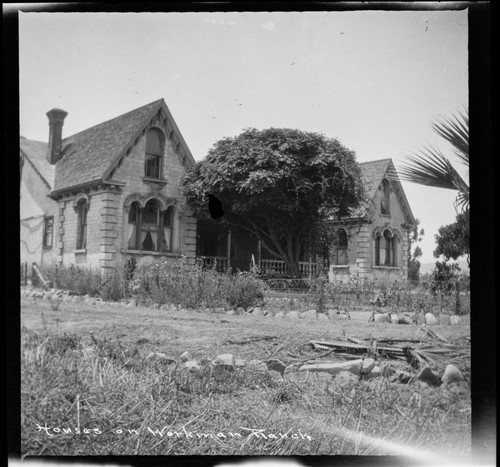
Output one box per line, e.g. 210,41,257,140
20,294,470,365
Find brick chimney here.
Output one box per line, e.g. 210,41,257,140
46,108,68,164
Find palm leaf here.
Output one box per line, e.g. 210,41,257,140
432,108,469,167
398,147,469,193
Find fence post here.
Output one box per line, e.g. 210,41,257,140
455,281,461,315
317,276,325,314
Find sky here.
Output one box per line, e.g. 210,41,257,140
18,8,469,264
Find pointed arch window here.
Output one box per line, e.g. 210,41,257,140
374,229,398,266
145,128,164,179
381,179,390,216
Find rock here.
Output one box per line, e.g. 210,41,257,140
292,359,363,376
226,309,235,316
381,365,396,378
214,353,235,368
146,352,177,364
398,313,413,325
363,365,382,380
425,313,438,325
287,311,300,320
390,314,399,324
236,307,245,315
318,313,329,321
183,360,202,372
374,313,391,324
441,364,464,385
234,358,247,367
274,312,285,319
439,314,451,325
247,307,254,313
252,307,262,314
301,309,317,320
361,358,375,374
450,315,462,325
264,359,286,375
417,367,441,386
415,311,426,325
252,308,264,317
179,351,192,362
248,359,267,372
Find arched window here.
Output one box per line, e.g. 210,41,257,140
374,229,397,266
127,202,140,249
126,199,176,253
145,128,164,179
76,199,88,249
336,229,348,265
380,179,390,215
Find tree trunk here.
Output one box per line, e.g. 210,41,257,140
285,257,302,278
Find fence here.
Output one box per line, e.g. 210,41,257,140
262,277,471,315
20,262,29,286
259,259,318,278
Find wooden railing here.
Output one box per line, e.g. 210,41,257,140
196,256,230,272
259,259,318,277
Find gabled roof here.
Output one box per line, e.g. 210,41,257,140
49,98,196,194
20,137,54,189
340,158,416,225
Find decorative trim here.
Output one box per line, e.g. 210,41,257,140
74,249,87,255
72,192,90,210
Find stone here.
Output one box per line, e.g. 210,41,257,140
247,307,254,313
287,311,300,320
292,359,363,376
248,359,267,372
439,314,451,326
450,315,462,325
417,367,441,386
303,309,318,320
363,366,382,380
390,314,399,324
183,360,202,372
252,307,262,314
381,365,396,378
398,313,413,325
274,312,285,319
214,353,235,368
361,358,375,374
235,358,247,367
146,352,177,364
318,313,329,321
374,313,391,324
395,370,414,384
252,308,264,317
415,311,426,325
179,351,192,362
425,313,438,325
441,364,464,385
236,307,245,315
226,309,235,316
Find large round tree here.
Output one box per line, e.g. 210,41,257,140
181,128,364,277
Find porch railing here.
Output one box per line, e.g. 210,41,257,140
259,259,318,277
196,256,230,272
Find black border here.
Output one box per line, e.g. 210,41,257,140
5,2,494,466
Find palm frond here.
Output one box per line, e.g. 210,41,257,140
432,108,469,167
398,147,469,194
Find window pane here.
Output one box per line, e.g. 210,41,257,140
338,229,348,248
44,217,53,248
128,203,138,223
142,201,158,225
146,129,162,154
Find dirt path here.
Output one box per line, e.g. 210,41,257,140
20,296,470,363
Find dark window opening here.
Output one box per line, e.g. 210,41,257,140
145,129,164,179
43,216,54,249
76,200,88,250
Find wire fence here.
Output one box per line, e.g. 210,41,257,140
262,277,471,315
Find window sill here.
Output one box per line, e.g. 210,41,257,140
331,265,349,269
121,249,180,257
142,177,167,185
74,249,87,255
372,266,399,270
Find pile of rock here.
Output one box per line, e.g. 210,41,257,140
372,311,463,326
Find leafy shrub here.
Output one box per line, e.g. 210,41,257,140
99,270,127,301
41,264,102,296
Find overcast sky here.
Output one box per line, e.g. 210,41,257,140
19,9,468,264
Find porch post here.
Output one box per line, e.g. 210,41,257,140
227,230,231,270
257,240,262,266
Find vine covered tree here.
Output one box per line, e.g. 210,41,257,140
181,128,364,277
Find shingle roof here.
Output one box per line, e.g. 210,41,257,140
342,158,415,224
20,137,54,188
52,99,165,192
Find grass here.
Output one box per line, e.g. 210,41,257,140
21,324,471,456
